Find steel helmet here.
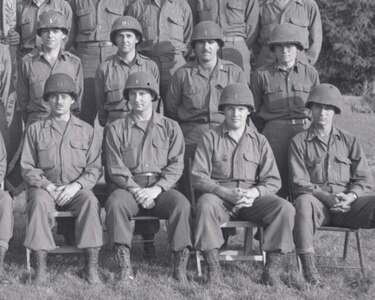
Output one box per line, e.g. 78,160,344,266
43,73,77,101
110,16,143,46
306,84,342,114
268,23,304,51
37,10,69,36
123,71,159,101
191,21,224,47
218,83,255,111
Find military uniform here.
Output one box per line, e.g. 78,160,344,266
290,126,375,254
193,0,259,83
126,0,193,103
104,112,192,251
16,0,73,57
17,49,83,125
21,115,103,251
256,0,322,68
166,59,246,145
251,60,319,197
0,44,11,105
95,52,159,127
68,0,129,125
192,122,295,253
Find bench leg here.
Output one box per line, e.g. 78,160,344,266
355,231,366,276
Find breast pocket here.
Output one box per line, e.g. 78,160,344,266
20,16,33,39
104,82,123,104
37,142,56,169
334,155,352,183
29,75,46,99
292,84,311,109
242,153,259,180
264,85,287,110
225,0,245,25
305,156,324,183
76,8,94,33
182,81,204,111
106,5,124,24
70,140,88,168
212,153,230,179
120,145,137,170
152,139,169,168
168,15,184,42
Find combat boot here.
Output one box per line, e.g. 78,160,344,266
203,248,221,284
261,251,283,286
172,248,190,283
0,246,10,284
299,253,324,287
84,247,101,284
114,244,134,282
33,250,48,285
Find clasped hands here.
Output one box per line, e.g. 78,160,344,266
314,190,356,213
46,182,81,206
217,187,260,210
129,186,162,209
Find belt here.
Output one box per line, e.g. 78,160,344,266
269,118,309,125
133,172,160,179
78,41,113,48
223,36,244,42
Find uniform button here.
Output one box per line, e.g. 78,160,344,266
145,164,148,167
97,25,101,29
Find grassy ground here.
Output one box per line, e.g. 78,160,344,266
1,100,375,299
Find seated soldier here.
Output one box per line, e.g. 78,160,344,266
192,83,295,285
289,84,375,287
21,73,103,285
104,72,192,284
0,131,13,285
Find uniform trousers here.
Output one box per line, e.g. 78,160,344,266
105,188,192,251
0,191,13,250
24,187,103,251
294,194,375,254
76,43,117,126
194,192,295,253
220,37,251,85
262,120,309,198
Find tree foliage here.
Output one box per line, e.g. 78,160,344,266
316,0,375,94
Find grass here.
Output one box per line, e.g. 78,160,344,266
1,101,375,299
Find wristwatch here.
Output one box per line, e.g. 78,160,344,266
348,191,358,200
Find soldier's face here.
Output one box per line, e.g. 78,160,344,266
128,88,154,114
116,30,139,54
48,93,74,116
273,43,297,66
311,103,335,127
195,39,219,63
224,105,249,130
41,28,66,50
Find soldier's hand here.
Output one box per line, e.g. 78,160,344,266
330,193,355,213
7,28,20,45
235,197,256,209
134,186,162,209
55,183,81,206
214,187,243,204
314,190,340,208
45,183,59,200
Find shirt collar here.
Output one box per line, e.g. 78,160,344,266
307,125,341,142
38,49,68,61
192,58,225,75
114,52,142,67
127,112,164,128
220,122,256,139
43,114,81,129
274,61,299,74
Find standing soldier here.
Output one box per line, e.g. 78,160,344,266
95,15,160,259
192,83,295,285
68,0,130,126
250,23,319,198
15,0,73,57
21,73,103,285
192,0,259,83
255,0,322,68
95,16,159,127
104,72,192,283
17,10,83,126
126,0,193,106
0,44,11,105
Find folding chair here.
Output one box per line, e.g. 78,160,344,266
296,226,365,276
186,157,265,276
25,211,83,272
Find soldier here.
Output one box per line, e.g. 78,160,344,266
126,0,193,105
95,16,160,259
251,23,319,198
15,0,73,57
0,48,13,283
68,0,130,126
192,0,259,83
255,0,322,68
104,72,192,283
95,16,159,127
17,10,83,126
289,84,375,287
192,83,295,285
21,73,103,285
166,21,246,148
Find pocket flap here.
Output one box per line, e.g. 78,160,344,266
70,140,88,150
